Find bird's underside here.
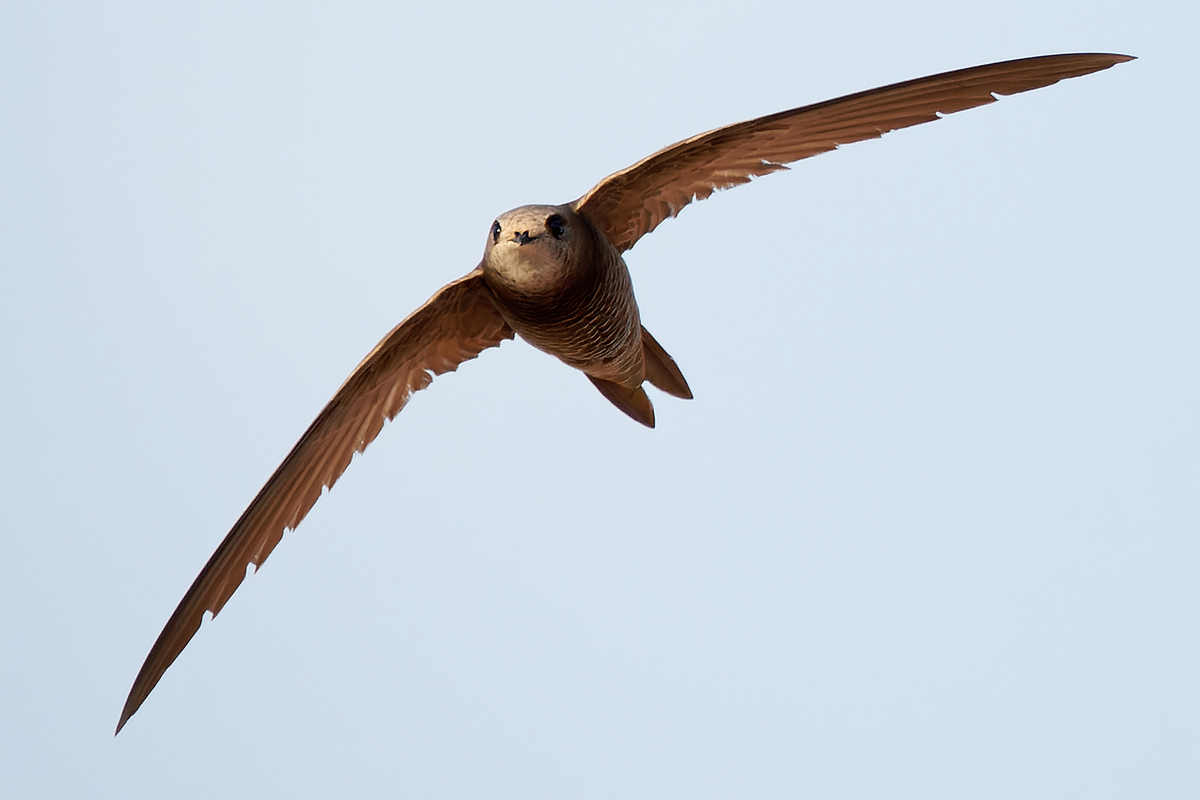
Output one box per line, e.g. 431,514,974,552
117,52,1133,734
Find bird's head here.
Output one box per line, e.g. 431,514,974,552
482,204,585,294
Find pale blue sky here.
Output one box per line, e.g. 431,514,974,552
2,2,1196,798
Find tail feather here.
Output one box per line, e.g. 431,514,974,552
640,327,693,399
587,376,655,428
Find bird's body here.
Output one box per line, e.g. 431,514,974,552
483,203,690,426
485,205,644,389
117,53,1134,733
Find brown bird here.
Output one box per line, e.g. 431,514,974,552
117,52,1133,733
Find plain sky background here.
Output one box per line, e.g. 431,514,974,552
2,1,1196,798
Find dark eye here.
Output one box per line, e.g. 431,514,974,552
546,214,565,239
491,220,501,244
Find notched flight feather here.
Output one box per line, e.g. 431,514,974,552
116,271,512,733
575,53,1134,252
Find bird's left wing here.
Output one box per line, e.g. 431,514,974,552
117,269,512,733
574,53,1133,253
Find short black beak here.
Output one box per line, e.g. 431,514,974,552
513,230,539,245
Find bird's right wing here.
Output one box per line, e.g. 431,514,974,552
117,269,513,733
574,53,1134,253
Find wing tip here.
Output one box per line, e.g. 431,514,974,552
1051,52,1137,76
1072,52,1138,70
115,689,142,735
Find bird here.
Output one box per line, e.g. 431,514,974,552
117,52,1133,733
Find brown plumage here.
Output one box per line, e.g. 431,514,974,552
117,52,1133,733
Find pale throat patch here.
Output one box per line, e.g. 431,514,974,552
488,238,564,290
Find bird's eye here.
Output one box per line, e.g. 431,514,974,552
491,221,501,244
546,214,566,239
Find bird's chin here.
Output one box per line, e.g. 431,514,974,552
484,248,562,295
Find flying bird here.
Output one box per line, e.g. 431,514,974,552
117,52,1133,733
